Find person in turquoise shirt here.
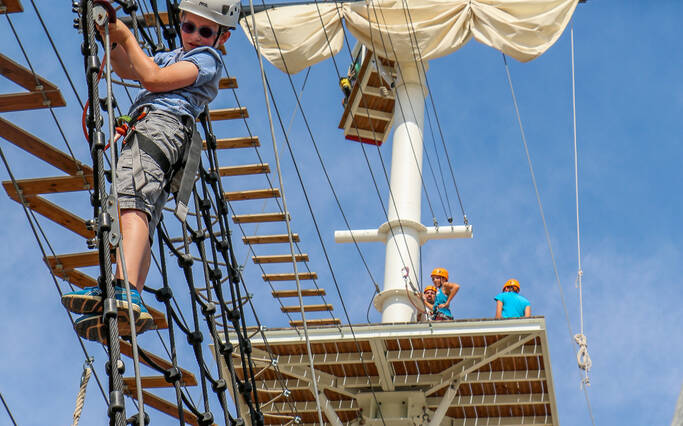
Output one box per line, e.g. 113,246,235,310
430,268,460,320
494,279,531,319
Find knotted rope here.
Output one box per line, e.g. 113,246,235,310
72,358,93,426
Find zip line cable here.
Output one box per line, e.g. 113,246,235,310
502,53,596,426
570,23,592,389
0,392,17,426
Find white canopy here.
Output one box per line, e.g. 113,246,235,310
240,0,579,74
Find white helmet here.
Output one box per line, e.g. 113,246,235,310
178,0,241,29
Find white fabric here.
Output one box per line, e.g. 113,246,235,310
240,0,579,74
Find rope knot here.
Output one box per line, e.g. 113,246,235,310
574,333,592,386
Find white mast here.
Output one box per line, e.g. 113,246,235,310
335,60,472,323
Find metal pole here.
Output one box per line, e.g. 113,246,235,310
379,61,427,323
673,381,683,426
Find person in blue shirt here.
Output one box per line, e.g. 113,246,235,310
430,268,460,320
494,279,531,319
61,0,239,342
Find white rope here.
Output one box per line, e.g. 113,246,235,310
72,359,93,426
571,24,592,388
247,2,325,425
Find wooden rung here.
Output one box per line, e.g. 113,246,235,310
4,192,93,239
0,0,23,13
262,272,317,282
123,389,215,426
242,234,299,244
218,164,270,176
0,91,66,113
123,375,197,391
45,251,113,270
362,85,395,100
0,116,92,176
252,254,309,264
353,106,393,122
200,107,248,122
218,77,237,89
120,341,195,382
272,289,326,298
3,175,94,196
290,318,341,327
281,304,333,313
232,212,287,224
223,188,280,201
203,136,260,150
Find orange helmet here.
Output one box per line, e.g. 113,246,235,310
430,268,448,280
503,278,520,291
424,285,437,294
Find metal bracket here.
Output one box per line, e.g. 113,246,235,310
104,194,121,247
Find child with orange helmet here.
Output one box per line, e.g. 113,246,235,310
494,279,531,319
430,268,460,320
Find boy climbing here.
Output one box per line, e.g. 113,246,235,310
429,268,460,320
61,0,239,342
494,278,531,319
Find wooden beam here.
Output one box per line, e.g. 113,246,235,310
232,212,287,223
45,251,109,270
281,304,333,313
2,175,94,196
289,318,341,327
0,0,24,13
0,53,55,91
242,234,299,244
223,188,280,201
4,192,93,239
123,375,197,391
119,340,195,382
123,389,213,426
262,272,317,282
272,289,325,298
199,107,248,122
218,163,269,176
353,106,393,122
252,254,308,264
0,117,92,176
218,77,237,89
203,136,260,150
0,90,65,112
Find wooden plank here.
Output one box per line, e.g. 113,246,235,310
123,389,211,426
252,254,309,264
290,318,341,327
45,251,109,270
232,212,287,224
262,272,317,282
0,90,66,112
223,188,280,201
0,0,24,13
218,164,269,176
199,107,248,122
242,234,299,244
123,375,197,390
0,117,92,176
120,340,195,382
345,127,385,142
0,53,54,91
272,289,326,298
218,77,237,89
4,192,93,239
202,136,260,150
354,106,393,122
2,175,94,196
281,304,333,313
338,52,373,129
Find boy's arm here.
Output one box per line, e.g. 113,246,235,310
524,305,531,317
106,19,198,92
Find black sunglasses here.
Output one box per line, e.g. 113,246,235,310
181,21,217,39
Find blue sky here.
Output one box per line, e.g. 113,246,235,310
1,1,682,425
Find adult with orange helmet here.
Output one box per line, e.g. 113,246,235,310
494,279,531,319
420,285,438,321
430,268,460,320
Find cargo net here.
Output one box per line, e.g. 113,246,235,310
77,1,265,424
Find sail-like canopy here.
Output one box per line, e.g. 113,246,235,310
240,0,579,74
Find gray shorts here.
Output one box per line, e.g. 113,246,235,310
115,109,192,231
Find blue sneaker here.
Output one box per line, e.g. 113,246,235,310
62,286,143,316
74,303,155,343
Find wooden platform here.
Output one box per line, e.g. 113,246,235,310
220,318,559,426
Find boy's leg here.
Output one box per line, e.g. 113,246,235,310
115,208,151,293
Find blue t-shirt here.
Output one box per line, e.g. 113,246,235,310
129,46,222,119
434,288,453,318
494,292,530,318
